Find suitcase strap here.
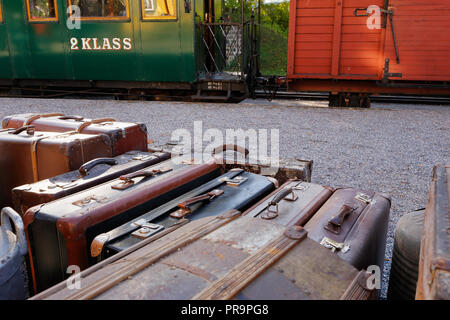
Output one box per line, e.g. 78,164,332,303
192,226,308,300
339,270,375,300
65,210,242,300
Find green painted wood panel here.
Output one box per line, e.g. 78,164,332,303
0,0,13,79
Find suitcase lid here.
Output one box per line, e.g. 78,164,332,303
13,150,169,196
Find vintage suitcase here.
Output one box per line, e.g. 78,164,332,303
2,113,148,156
416,165,450,300
23,156,224,293
0,207,28,300
90,169,277,259
31,214,375,300
12,150,170,215
303,188,391,273
149,142,314,183
243,180,334,227
0,126,113,208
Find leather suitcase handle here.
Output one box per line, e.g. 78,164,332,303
58,115,84,121
328,205,355,228
261,186,298,220
9,125,35,136
90,118,116,124
120,169,158,182
24,113,65,125
211,144,249,157
170,189,225,219
178,189,225,209
79,158,118,176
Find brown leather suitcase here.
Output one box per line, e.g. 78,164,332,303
303,188,391,273
416,164,450,300
11,150,170,215
2,113,148,156
23,156,224,293
30,214,376,300
149,142,314,183
0,126,112,208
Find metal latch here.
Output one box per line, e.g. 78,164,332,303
320,237,350,253
220,176,248,187
131,223,164,239
355,193,373,204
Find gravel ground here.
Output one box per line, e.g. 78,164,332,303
1,96,449,299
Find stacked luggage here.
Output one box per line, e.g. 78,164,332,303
0,112,394,300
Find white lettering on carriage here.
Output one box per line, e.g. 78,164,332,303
70,38,133,51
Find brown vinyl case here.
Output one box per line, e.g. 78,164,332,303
416,165,450,300
304,188,391,274
0,126,112,208
11,150,170,215
2,113,148,156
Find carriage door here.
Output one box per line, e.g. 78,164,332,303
24,0,69,79
0,0,13,79
138,0,184,82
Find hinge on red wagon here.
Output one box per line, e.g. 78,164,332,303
170,189,225,219
320,237,351,254
111,167,173,190
131,221,164,239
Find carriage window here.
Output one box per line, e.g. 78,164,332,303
142,0,177,20
27,0,58,21
68,0,129,19
0,2,3,23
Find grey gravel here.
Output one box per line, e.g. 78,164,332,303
1,96,449,299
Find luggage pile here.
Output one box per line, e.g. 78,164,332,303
0,112,395,300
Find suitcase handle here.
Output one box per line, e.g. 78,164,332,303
211,144,249,157
112,167,173,190
170,189,225,219
1,207,28,256
8,125,35,136
79,158,118,176
261,187,298,220
58,115,84,121
24,113,65,125
324,204,356,234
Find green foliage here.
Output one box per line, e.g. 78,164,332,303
259,23,288,75
223,0,290,75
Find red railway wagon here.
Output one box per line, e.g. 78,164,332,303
287,0,450,107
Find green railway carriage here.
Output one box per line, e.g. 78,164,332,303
0,0,259,101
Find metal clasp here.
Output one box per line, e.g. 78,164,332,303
320,237,350,253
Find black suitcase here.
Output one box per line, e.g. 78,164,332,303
12,150,170,215
90,169,277,260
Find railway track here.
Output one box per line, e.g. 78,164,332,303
255,90,450,105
